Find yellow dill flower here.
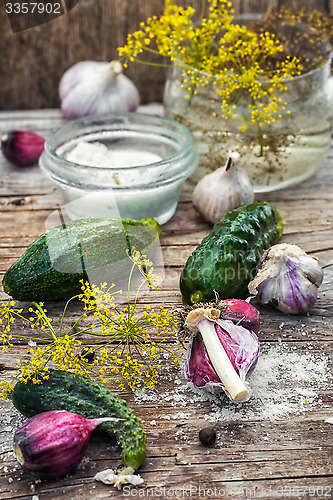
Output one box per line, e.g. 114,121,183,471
0,249,182,398
117,0,305,141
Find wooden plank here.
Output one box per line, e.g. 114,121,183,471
0,109,332,499
0,1,330,111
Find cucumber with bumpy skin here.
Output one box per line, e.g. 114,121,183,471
11,370,146,471
180,202,284,305
2,217,161,302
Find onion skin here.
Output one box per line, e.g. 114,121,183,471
1,130,45,167
14,410,119,479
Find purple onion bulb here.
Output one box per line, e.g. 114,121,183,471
14,410,121,479
1,130,45,167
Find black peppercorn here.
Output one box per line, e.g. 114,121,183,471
79,348,95,362
199,427,216,447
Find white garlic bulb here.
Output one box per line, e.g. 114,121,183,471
192,152,254,224
248,243,324,314
59,60,140,119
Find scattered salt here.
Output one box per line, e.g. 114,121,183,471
172,411,193,419
66,141,162,169
135,343,332,423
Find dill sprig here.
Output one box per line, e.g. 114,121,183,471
118,0,331,132
0,248,182,399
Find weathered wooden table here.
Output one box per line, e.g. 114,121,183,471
0,110,332,500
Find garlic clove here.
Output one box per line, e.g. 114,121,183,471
1,130,45,167
59,60,140,119
193,152,254,224
248,243,324,314
94,467,144,489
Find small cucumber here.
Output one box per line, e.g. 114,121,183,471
3,217,161,301
11,370,146,471
180,202,283,305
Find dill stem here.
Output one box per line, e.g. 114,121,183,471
30,302,57,338
60,295,79,335
200,0,206,20
258,123,264,157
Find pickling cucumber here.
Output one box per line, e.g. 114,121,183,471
11,370,146,471
180,202,283,305
2,217,161,301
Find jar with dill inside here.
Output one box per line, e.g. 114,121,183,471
163,6,333,192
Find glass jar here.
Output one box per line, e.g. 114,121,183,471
163,50,333,192
39,113,198,224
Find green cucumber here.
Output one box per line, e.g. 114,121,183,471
180,202,283,305
11,370,146,471
3,217,161,301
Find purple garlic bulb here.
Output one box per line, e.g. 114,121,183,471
248,243,324,314
183,300,260,402
14,410,120,479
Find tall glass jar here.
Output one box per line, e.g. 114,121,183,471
163,52,333,192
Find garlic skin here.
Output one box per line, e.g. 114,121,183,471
248,243,324,314
94,467,144,489
193,152,254,224
59,60,140,119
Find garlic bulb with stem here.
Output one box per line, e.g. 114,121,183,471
179,299,260,402
248,243,324,314
192,152,254,224
59,60,140,119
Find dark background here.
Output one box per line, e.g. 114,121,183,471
1,0,332,109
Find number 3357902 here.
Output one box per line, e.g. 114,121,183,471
5,3,62,14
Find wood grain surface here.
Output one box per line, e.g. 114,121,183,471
0,0,331,110
0,109,332,499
